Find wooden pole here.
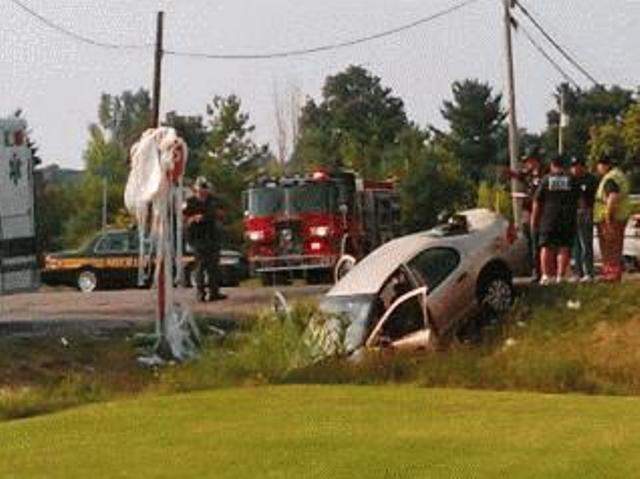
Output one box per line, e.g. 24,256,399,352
151,11,171,357
151,11,164,128
503,0,522,227
558,90,565,156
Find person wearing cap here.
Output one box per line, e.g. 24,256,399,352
183,176,226,301
570,157,598,282
594,156,631,282
507,146,546,281
531,156,579,285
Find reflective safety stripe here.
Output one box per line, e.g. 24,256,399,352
594,168,631,223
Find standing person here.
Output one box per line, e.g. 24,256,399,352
594,156,631,282
183,176,226,302
531,157,579,285
570,157,599,282
508,146,546,281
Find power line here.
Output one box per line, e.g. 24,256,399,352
8,0,153,50
164,0,485,61
516,22,580,89
514,0,600,87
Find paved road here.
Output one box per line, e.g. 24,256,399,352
0,285,328,336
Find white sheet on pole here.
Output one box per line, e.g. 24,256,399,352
126,127,199,361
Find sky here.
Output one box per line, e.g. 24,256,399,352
1,0,639,169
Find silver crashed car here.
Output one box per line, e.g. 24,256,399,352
316,209,528,357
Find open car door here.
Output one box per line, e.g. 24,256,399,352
365,286,432,352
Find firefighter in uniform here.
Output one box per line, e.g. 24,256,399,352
594,156,631,282
184,177,226,301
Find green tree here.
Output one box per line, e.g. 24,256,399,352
439,79,506,183
36,182,77,252
66,89,151,245
588,102,640,188
400,144,473,233
98,89,151,150
544,83,634,160
292,65,409,177
163,111,208,178
200,95,273,245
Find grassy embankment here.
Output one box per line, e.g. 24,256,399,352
2,281,640,422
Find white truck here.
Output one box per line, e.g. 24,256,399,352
0,116,39,294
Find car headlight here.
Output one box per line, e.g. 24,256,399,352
310,226,330,238
247,230,265,242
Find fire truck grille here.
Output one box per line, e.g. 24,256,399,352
276,222,303,256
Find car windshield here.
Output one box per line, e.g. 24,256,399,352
287,183,337,215
246,187,284,217
319,294,376,353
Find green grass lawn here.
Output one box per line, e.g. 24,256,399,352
2,385,640,478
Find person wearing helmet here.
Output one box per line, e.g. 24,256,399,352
184,176,226,301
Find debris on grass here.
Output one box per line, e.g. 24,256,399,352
566,300,582,310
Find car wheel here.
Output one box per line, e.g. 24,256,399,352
77,269,99,293
479,274,514,316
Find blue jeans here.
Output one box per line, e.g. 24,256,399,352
573,211,594,278
524,223,540,278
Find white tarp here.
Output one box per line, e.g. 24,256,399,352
126,127,199,361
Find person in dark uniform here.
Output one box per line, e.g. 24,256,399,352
183,176,226,302
570,157,598,282
531,157,579,285
507,147,546,280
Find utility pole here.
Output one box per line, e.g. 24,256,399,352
503,0,522,227
151,11,164,128
151,11,171,357
558,89,565,156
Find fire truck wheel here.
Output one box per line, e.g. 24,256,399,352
77,269,99,293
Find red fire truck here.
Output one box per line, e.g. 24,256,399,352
243,170,402,284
